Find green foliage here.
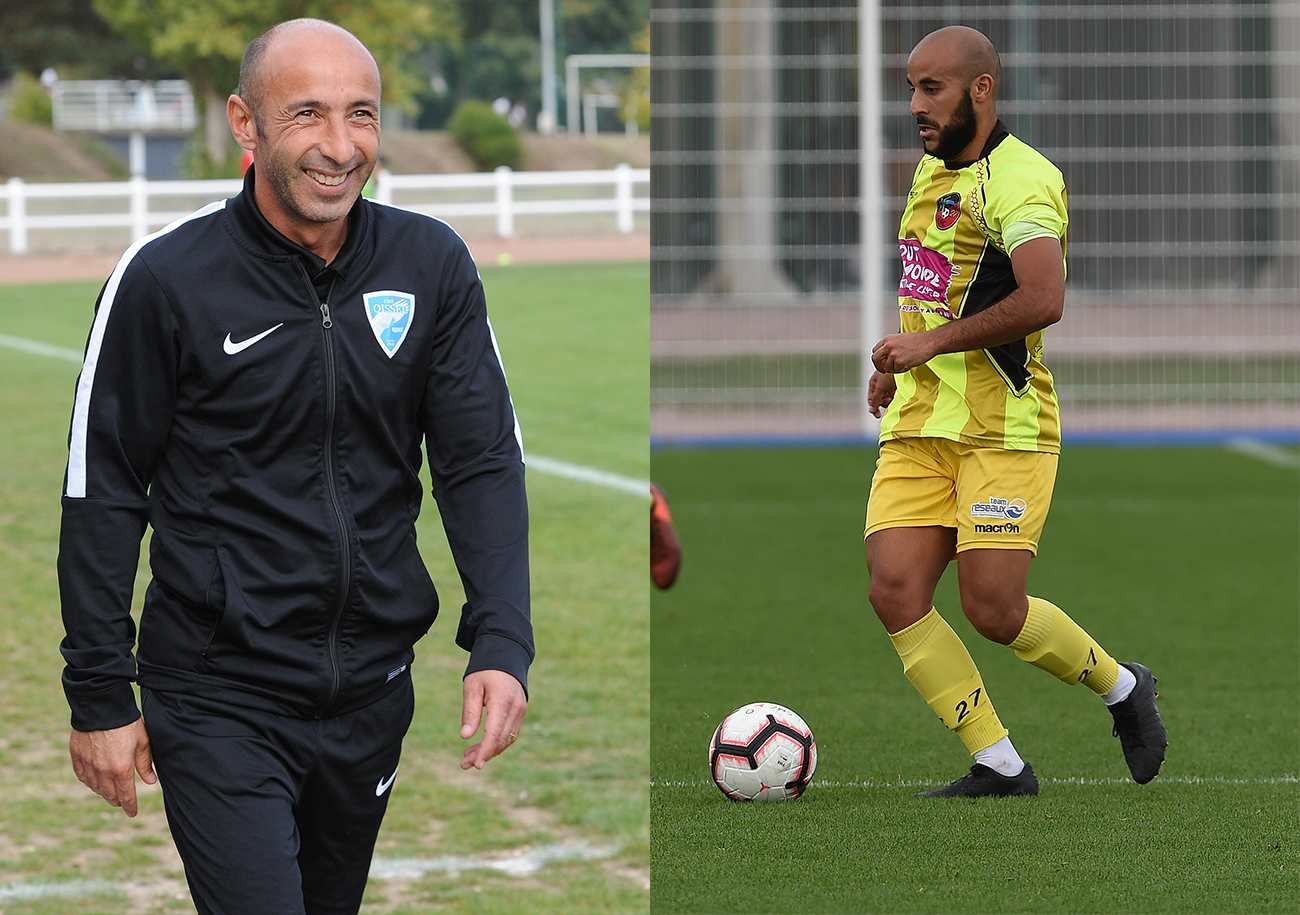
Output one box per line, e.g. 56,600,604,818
447,99,522,170
650,444,1300,913
5,71,53,125
561,0,651,51
621,24,650,133
177,131,248,180
464,32,541,115
413,0,650,131
0,0,172,81
90,0,459,162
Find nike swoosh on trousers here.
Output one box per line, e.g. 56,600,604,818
376,766,399,797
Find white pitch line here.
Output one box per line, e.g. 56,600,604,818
0,333,84,364
0,332,647,498
527,454,648,497
0,879,117,902
1226,438,1300,469
370,841,619,880
655,775,1299,790
0,843,620,905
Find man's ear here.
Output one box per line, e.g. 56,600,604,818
969,73,996,106
227,94,258,151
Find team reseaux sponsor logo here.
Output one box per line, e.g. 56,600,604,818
971,496,1027,534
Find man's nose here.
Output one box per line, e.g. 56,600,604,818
319,116,355,165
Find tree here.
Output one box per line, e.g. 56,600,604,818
91,0,458,167
562,0,649,52
0,0,174,81
413,0,649,131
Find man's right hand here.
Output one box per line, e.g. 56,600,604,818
69,718,156,818
868,371,898,419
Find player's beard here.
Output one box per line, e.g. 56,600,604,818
921,88,979,162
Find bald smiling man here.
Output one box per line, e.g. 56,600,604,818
863,26,1167,798
58,19,532,913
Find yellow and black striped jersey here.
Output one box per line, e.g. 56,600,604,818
879,121,1067,453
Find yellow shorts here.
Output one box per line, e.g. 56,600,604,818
865,438,1059,555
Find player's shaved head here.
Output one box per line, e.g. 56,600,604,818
237,19,380,130
911,26,1001,91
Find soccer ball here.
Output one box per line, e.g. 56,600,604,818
709,702,817,801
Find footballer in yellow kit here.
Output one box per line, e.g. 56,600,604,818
881,120,1066,454
866,120,1067,555
862,25,1166,799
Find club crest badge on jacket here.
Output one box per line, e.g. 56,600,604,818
363,290,415,357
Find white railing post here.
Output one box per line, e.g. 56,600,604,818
615,163,634,234
376,168,393,205
7,177,28,255
130,174,149,241
494,166,514,238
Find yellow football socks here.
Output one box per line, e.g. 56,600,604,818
889,608,1007,755
1009,596,1120,696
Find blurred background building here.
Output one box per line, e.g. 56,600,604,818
651,0,1300,441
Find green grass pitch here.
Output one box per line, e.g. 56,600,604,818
0,261,648,914
650,444,1299,913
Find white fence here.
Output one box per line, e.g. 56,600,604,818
0,165,650,255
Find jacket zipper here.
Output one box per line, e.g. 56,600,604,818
303,268,349,716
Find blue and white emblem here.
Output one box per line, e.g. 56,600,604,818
363,290,415,358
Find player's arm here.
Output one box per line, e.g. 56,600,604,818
872,235,1064,375
60,261,176,815
422,239,533,767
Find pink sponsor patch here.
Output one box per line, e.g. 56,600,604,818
898,239,959,310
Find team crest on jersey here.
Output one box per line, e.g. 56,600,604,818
363,290,415,358
935,192,962,230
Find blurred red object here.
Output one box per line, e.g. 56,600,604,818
651,483,681,590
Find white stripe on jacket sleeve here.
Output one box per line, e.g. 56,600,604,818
66,200,227,499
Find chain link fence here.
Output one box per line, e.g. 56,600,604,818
651,0,1300,441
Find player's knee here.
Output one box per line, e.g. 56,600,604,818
958,571,1028,644
960,594,1024,645
867,571,928,631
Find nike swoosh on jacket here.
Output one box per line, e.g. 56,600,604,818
223,323,284,355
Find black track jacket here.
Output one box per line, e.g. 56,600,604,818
58,168,533,732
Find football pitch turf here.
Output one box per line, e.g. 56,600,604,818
650,444,1299,913
0,262,648,914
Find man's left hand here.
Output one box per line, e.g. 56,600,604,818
460,669,527,770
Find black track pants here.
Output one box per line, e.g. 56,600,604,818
142,680,415,915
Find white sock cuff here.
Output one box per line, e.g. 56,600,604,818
973,735,1026,777
1102,663,1138,706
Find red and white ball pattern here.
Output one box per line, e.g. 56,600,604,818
709,702,817,801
